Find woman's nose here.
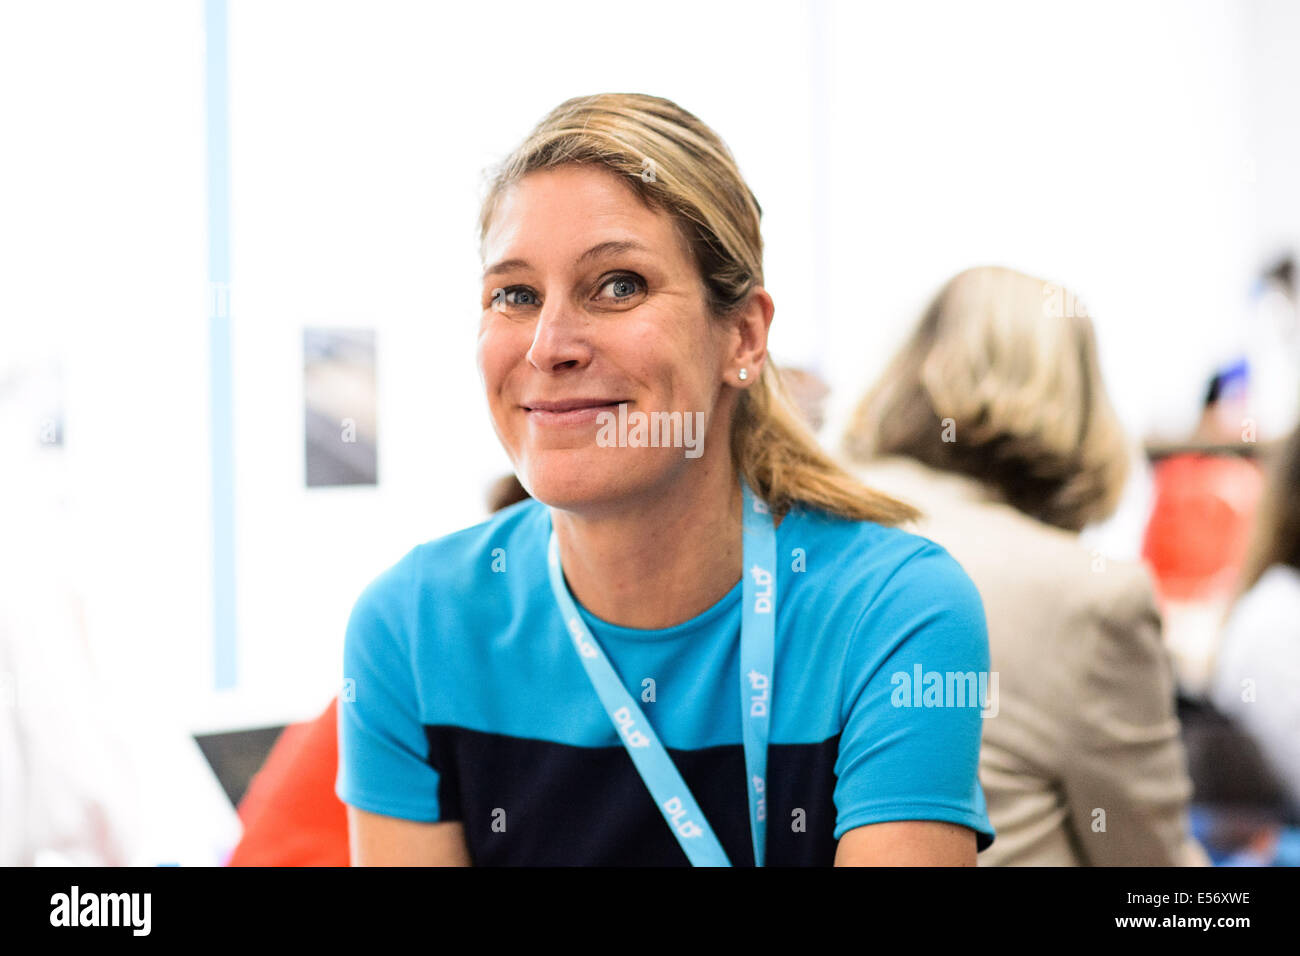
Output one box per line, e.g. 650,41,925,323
526,299,592,373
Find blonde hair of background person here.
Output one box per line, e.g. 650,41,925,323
844,265,1129,531
841,265,1209,866
341,93,998,866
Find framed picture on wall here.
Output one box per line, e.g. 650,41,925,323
303,327,377,488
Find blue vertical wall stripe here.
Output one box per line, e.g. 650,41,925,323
205,0,236,689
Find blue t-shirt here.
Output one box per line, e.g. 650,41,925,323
336,495,996,865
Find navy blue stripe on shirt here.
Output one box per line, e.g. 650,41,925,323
424,724,841,866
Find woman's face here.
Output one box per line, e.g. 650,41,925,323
477,164,741,512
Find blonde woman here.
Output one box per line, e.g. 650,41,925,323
335,94,996,866
844,266,1207,866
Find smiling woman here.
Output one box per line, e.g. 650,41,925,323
335,92,996,866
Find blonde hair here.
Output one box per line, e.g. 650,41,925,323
478,92,916,525
842,265,1129,531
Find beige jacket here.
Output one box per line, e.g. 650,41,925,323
855,456,1209,866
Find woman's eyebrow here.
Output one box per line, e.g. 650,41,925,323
482,240,652,280
575,239,652,266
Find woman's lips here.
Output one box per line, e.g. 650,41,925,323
522,400,627,427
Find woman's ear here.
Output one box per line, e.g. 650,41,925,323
729,286,775,385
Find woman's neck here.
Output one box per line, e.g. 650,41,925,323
549,463,746,629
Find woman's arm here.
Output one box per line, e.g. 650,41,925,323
338,553,459,863
347,806,472,866
834,821,976,866
831,544,996,860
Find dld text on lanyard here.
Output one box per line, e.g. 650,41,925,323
545,478,777,866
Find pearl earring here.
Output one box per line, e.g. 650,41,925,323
737,368,749,381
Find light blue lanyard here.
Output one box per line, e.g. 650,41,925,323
545,478,776,866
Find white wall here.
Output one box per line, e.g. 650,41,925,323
0,1,211,734
818,0,1259,448
1243,0,1300,264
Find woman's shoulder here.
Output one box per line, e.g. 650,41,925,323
350,495,549,619
784,500,985,627
417,494,549,564
789,493,970,569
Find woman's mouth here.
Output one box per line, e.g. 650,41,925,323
521,398,629,427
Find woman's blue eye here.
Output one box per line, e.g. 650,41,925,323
601,275,643,300
504,288,538,307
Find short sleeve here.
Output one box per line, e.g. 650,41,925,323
833,542,996,851
334,556,444,822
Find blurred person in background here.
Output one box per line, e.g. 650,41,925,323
842,265,1208,866
1209,422,1300,817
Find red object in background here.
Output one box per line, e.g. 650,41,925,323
1142,453,1265,602
226,697,349,867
